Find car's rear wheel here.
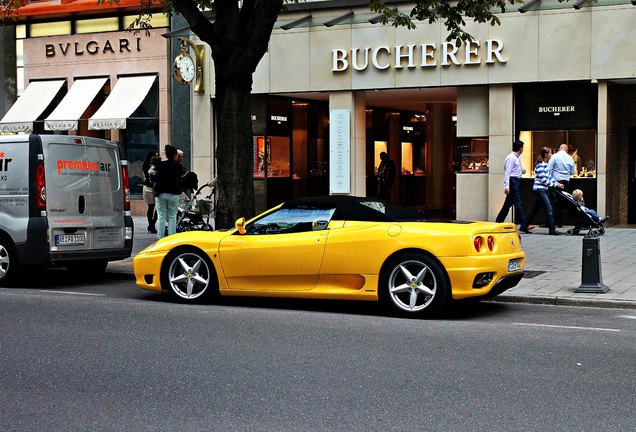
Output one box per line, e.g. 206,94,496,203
0,238,17,286
380,253,449,317
161,248,216,302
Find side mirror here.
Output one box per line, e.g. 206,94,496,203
312,220,329,231
235,217,246,235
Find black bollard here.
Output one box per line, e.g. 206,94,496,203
575,234,609,293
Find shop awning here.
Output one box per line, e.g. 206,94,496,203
0,79,65,133
88,75,156,130
44,77,107,131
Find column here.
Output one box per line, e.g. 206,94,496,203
488,85,514,221
425,104,454,210
328,91,366,196
596,80,607,219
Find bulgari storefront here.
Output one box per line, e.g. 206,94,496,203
189,0,636,223
0,12,171,217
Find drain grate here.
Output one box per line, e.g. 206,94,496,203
523,270,546,279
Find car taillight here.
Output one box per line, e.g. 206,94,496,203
36,162,46,209
474,236,483,252
487,236,495,251
121,162,130,211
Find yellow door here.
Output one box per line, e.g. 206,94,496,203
218,230,328,291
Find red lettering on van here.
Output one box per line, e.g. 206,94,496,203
56,159,101,175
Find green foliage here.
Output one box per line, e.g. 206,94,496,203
370,0,522,45
0,0,27,21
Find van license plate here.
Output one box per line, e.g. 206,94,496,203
55,234,85,246
508,258,521,272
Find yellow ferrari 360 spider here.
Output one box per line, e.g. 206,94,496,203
133,196,524,317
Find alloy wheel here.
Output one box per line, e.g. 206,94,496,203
167,252,211,300
387,259,437,312
0,244,10,280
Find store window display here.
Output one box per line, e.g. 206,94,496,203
518,130,596,179
456,138,489,172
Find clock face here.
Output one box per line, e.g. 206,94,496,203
174,54,195,84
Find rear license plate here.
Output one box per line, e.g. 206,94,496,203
55,234,85,246
508,258,521,272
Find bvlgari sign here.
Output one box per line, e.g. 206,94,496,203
45,38,142,57
332,39,506,72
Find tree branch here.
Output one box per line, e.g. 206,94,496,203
171,0,216,52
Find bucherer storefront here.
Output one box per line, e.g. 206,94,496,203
180,0,636,225
5,1,636,224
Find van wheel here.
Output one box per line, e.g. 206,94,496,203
379,253,449,318
0,238,17,286
66,259,108,275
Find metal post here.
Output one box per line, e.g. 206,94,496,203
576,234,609,293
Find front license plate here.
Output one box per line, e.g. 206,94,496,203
508,258,521,272
55,234,85,246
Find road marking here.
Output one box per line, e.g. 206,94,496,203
618,315,636,320
39,290,105,297
514,323,620,332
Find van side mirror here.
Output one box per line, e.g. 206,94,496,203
235,217,246,235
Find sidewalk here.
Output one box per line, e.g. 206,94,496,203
122,217,636,310
498,226,636,309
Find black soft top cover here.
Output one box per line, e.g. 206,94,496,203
281,196,426,222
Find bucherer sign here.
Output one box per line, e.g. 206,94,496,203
332,39,506,72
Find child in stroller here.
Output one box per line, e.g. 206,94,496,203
176,178,216,232
557,189,608,236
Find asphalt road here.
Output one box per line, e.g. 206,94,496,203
1,271,635,432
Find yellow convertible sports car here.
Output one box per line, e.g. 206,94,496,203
133,196,524,317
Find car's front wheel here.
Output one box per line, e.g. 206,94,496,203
161,248,216,302
380,253,449,317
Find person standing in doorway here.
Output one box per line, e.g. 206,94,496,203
154,145,184,239
142,150,158,234
519,147,564,235
547,143,575,226
496,140,527,224
377,151,396,201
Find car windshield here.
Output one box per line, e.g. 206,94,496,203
246,207,336,235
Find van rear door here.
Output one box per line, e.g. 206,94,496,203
85,140,125,249
44,137,125,252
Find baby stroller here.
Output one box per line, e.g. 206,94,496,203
555,190,607,236
176,179,216,232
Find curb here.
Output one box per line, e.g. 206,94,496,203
493,294,636,310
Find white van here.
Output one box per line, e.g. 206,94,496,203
0,134,134,284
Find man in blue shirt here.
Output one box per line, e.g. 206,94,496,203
496,140,527,224
547,144,575,226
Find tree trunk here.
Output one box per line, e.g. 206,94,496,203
214,72,256,229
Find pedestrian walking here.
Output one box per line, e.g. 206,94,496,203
547,143,575,226
154,145,184,239
495,140,527,224
519,147,564,235
142,150,158,234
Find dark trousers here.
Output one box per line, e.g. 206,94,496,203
550,179,569,225
496,177,525,223
378,183,393,201
521,189,556,234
